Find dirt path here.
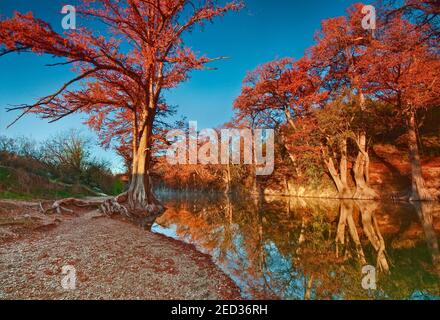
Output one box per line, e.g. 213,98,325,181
0,201,240,300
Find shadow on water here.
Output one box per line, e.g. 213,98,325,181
151,191,440,300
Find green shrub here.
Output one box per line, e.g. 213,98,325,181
110,179,124,196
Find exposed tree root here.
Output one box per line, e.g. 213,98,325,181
42,193,129,217
41,192,165,218
100,198,130,217
43,198,111,215
353,186,379,201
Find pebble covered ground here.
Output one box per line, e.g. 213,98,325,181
0,200,241,300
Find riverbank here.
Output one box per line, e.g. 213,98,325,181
264,146,440,201
0,200,241,300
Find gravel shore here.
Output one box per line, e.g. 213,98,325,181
0,200,241,300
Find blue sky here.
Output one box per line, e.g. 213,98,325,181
0,0,361,172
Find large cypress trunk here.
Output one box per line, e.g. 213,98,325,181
353,92,378,200
407,111,434,201
127,123,162,214
128,127,148,209
224,163,232,195
353,133,379,200
323,138,353,199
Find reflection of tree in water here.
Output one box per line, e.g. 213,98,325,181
336,201,389,273
414,202,440,272
358,201,389,272
336,201,367,265
154,193,440,299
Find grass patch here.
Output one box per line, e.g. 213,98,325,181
0,191,34,200
0,189,87,200
110,179,124,196
0,167,10,180
0,166,92,200
40,189,87,199
0,167,16,186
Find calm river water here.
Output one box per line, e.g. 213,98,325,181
151,192,440,300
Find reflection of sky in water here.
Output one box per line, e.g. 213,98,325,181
264,242,304,299
152,222,260,298
152,195,440,300
153,222,319,299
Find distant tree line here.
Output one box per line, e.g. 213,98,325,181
0,130,123,195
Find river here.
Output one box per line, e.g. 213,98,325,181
151,192,440,300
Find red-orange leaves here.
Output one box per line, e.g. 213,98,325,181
0,0,241,165
234,57,324,129
360,15,440,113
